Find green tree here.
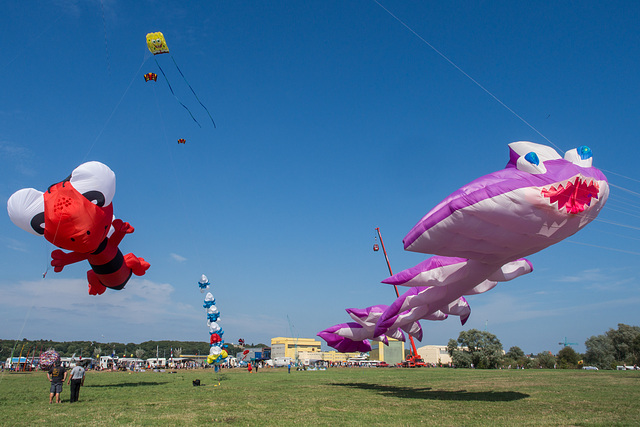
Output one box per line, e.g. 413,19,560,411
446,339,458,357
584,334,615,369
557,346,580,368
452,350,473,368
447,338,471,367
606,324,640,364
631,335,640,366
534,351,556,368
505,346,525,360
448,329,503,369
501,346,530,368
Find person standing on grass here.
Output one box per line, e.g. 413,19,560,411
47,360,67,404
67,363,85,403
247,363,252,373
288,362,291,374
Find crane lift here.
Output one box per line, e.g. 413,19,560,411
558,337,578,347
375,227,426,368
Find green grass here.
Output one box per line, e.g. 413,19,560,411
1,367,639,426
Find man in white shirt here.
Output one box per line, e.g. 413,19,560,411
67,363,85,403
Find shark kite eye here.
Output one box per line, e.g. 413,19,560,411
516,152,546,174
564,146,593,167
524,152,539,165
578,145,592,160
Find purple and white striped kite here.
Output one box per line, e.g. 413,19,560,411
319,141,608,352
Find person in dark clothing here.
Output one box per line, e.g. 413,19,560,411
47,361,67,403
67,364,85,403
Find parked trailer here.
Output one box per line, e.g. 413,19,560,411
273,357,292,367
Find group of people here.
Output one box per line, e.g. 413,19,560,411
46,360,86,403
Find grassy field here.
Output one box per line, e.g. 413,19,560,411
0,367,639,426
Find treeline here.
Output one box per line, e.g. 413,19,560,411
0,339,266,360
583,323,640,369
446,323,640,370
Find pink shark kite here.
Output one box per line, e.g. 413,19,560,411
320,141,609,352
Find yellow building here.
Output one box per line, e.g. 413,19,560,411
271,337,361,364
270,337,322,360
319,351,360,363
369,338,404,364
297,350,361,364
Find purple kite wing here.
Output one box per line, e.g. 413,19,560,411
373,286,445,338
383,257,533,290
318,324,372,353
464,280,498,296
342,308,416,343
440,297,471,325
318,322,369,340
465,258,533,295
346,304,388,327
319,334,371,353
377,335,390,345
376,256,534,335
387,328,406,342
382,256,468,287
487,258,533,281
400,321,424,340
422,310,448,321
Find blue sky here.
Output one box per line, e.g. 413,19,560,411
1,0,639,355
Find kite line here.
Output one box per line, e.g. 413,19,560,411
371,0,563,154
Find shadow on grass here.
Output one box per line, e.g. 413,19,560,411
85,381,168,388
331,382,529,401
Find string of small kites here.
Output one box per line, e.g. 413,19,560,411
145,31,217,146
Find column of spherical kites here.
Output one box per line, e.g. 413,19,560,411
198,275,228,365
